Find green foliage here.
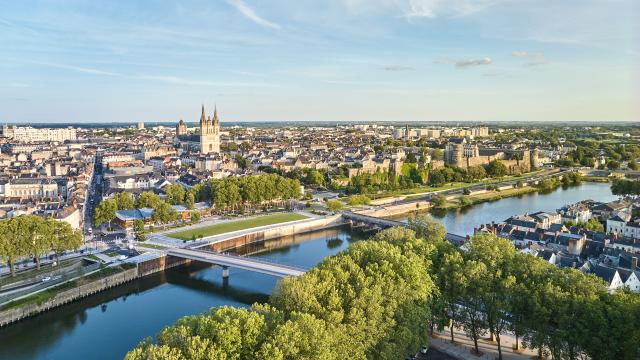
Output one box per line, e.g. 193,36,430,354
152,202,178,224
407,213,447,243
0,215,82,274
127,223,640,360
611,179,640,196
346,195,371,206
164,184,186,205
459,195,473,207
564,218,605,232
325,199,344,212
113,192,135,210
137,191,162,209
197,174,301,212
190,211,201,223
484,160,508,177
94,198,117,228
304,169,325,187
431,194,447,208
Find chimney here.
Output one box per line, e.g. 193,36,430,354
632,257,638,270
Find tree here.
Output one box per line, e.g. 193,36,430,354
440,250,466,342
113,192,135,210
305,170,325,187
134,219,145,234
459,259,488,355
325,200,344,212
431,194,447,208
164,184,186,205
407,213,446,243
94,199,117,230
485,160,508,177
49,219,82,264
459,196,472,207
185,192,195,210
152,202,178,225
190,211,201,223
466,235,517,360
137,191,162,209
0,220,23,277
607,160,620,170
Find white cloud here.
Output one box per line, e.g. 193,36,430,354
512,51,544,59
384,65,414,71
455,57,492,67
136,75,272,87
404,0,501,19
226,0,281,29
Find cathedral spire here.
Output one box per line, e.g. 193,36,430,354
213,104,219,125
200,104,206,124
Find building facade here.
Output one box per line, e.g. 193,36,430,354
2,125,77,142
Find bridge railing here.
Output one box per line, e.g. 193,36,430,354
171,249,308,272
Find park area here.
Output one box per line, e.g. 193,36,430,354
168,213,309,241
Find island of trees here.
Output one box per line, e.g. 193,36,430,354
125,214,640,360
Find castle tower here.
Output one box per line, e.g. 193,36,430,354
530,148,540,170
453,143,464,167
200,104,220,154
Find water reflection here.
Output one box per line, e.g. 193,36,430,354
0,225,356,360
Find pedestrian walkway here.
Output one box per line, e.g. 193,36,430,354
430,326,537,360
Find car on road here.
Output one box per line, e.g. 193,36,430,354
41,276,52,282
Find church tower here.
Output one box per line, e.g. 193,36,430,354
200,104,220,154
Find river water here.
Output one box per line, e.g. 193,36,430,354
0,183,617,360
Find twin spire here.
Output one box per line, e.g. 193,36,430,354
200,104,219,126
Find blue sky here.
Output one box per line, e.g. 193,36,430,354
1,0,638,123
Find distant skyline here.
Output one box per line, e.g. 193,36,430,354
1,0,638,123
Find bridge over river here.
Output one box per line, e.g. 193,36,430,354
167,248,307,278
342,212,467,245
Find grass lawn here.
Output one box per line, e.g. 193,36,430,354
168,213,309,241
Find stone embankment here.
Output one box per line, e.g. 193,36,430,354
0,267,138,327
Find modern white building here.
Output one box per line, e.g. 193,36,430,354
2,125,77,142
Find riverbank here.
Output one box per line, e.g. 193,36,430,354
0,263,138,327
436,186,538,210
0,183,618,360
0,214,345,327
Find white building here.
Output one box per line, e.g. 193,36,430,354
2,125,77,142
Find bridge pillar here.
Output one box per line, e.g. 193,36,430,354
222,266,230,287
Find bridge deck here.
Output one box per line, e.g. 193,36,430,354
167,248,306,278
343,212,467,245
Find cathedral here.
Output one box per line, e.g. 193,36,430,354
175,105,221,154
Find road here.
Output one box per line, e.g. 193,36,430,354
392,168,569,205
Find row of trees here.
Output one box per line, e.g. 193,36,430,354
404,214,638,360
94,191,179,229
0,215,82,276
346,160,522,194
190,174,302,212
611,179,640,196
127,214,640,359
535,172,582,191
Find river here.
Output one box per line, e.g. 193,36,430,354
0,182,617,360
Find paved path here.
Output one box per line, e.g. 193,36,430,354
166,248,306,277
430,326,537,360
149,212,321,249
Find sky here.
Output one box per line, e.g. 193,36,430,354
1,0,639,123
